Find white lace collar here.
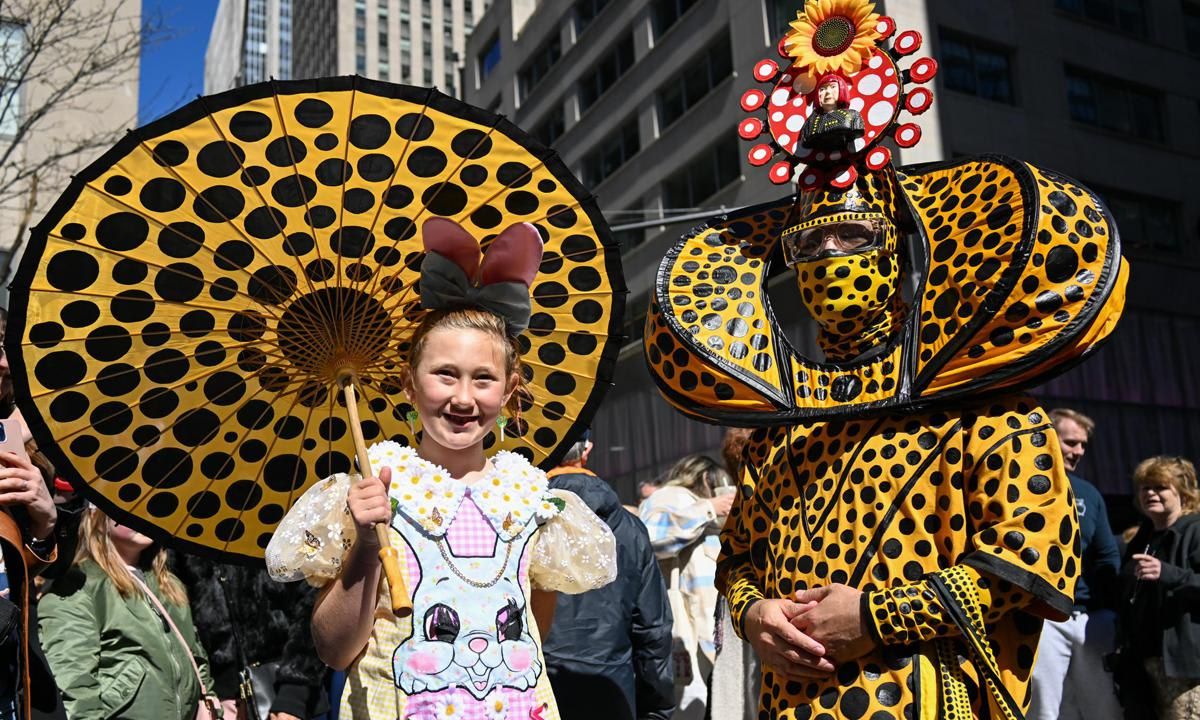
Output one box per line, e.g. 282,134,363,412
369,441,563,541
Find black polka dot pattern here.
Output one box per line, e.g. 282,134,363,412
12,81,623,562
645,156,1123,426
723,397,1079,719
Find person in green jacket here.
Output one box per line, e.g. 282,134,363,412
38,505,217,720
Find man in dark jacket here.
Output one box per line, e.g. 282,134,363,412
543,433,675,720
1028,409,1122,720
172,556,329,719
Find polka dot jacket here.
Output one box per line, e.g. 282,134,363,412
718,395,1079,720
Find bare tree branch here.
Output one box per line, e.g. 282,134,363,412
0,0,174,253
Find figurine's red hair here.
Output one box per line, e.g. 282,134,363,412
813,73,852,107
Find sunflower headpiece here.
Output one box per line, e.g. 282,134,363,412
739,0,938,190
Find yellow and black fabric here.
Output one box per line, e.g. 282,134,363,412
718,394,1080,719
7,77,625,563
645,155,1127,426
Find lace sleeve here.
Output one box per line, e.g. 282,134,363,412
265,473,355,585
528,489,617,594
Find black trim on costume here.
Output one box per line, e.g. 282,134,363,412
648,198,798,409
974,423,1054,471
860,591,883,646
927,572,1027,720
910,156,1040,393
849,421,963,587
789,416,886,540
8,76,627,565
961,551,1074,621
646,154,1124,428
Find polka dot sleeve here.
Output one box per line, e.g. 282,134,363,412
866,398,1080,645
865,565,1024,645
265,473,355,585
717,460,768,640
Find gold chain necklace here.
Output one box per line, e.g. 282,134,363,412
436,538,513,589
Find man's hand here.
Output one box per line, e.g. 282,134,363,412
793,584,875,662
1132,553,1162,582
347,467,393,550
743,598,834,678
0,451,56,540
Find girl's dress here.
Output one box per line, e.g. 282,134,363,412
266,442,617,720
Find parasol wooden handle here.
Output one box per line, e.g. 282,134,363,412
341,379,413,618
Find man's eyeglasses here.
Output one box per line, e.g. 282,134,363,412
781,214,885,265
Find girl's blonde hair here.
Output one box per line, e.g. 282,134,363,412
406,308,528,417
75,507,187,606
664,454,731,499
1133,456,1200,516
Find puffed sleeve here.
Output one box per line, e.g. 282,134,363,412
528,489,617,594
265,473,355,585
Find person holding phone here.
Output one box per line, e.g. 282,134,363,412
0,306,64,720
639,455,734,720
1118,456,1200,720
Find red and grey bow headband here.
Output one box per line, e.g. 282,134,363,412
419,218,545,336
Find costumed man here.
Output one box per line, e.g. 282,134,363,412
643,2,1129,718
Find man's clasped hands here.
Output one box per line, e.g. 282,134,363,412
743,583,876,677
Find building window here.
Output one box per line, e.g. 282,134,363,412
478,32,501,81
355,0,367,75
656,32,732,130
662,135,739,209
378,0,390,73
1065,67,1163,142
574,0,612,36
577,33,634,112
582,116,640,187
0,22,25,137
1055,0,1147,37
1185,1,1200,54
279,0,293,80
653,0,701,37
938,29,1014,104
533,110,565,146
768,0,806,39
1093,186,1182,252
245,0,269,83
518,34,562,101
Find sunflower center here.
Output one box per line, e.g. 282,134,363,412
813,15,855,56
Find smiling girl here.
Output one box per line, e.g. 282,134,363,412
267,219,617,720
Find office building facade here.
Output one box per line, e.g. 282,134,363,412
293,0,490,96
206,0,295,92
464,0,1200,502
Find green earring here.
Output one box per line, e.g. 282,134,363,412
497,416,508,441
405,409,419,437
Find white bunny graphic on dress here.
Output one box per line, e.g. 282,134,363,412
391,514,542,700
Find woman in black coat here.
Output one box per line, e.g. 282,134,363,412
173,555,329,720
1119,456,1200,720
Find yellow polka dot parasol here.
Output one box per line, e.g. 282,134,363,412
6,79,625,586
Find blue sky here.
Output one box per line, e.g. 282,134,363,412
139,0,218,125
